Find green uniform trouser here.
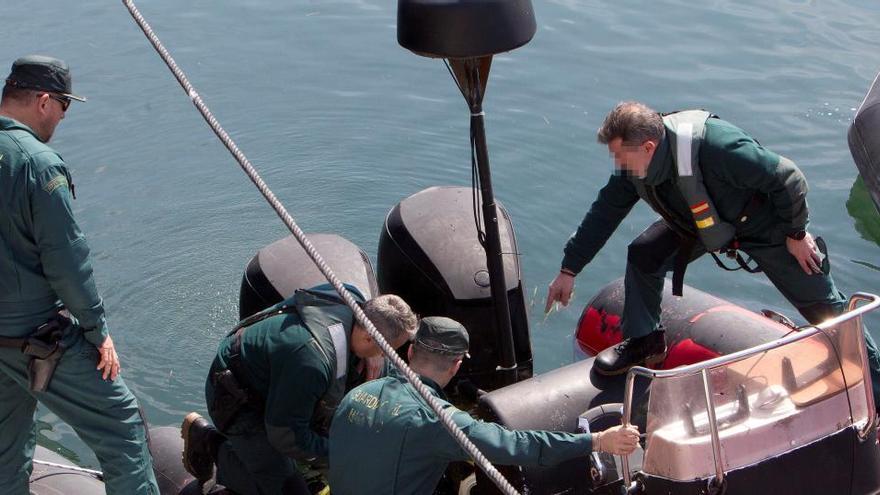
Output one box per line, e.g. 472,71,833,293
0,329,158,494
623,220,880,407
205,379,310,495
214,426,310,495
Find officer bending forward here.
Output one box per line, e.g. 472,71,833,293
329,317,639,495
182,284,418,494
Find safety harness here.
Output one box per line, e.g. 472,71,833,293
209,288,356,433
634,110,764,296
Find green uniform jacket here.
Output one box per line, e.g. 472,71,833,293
211,285,364,460
562,116,809,274
0,116,108,345
328,373,592,495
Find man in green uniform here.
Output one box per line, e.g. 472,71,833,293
0,56,158,494
328,316,640,495
182,285,418,494
545,102,880,397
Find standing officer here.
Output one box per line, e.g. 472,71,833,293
328,317,640,495
0,55,158,493
182,284,419,495
544,101,880,398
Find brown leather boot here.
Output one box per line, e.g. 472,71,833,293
181,412,224,483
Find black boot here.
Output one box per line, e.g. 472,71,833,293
594,330,667,376
181,412,225,483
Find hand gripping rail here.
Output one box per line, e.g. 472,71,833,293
120,2,520,494
619,293,880,492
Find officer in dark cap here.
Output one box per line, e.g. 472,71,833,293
328,316,639,495
0,55,158,494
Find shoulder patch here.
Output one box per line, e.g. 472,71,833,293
43,175,69,194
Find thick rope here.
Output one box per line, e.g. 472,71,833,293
120,2,520,494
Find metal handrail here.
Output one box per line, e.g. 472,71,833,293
701,369,724,485
849,294,878,439
620,292,879,489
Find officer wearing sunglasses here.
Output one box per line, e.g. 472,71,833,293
0,55,159,494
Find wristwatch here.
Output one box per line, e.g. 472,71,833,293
786,230,807,241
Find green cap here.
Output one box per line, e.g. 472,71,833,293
415,316,470,358
5,55,86,102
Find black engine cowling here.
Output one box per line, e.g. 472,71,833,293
377,186,533,391
238,233,378,319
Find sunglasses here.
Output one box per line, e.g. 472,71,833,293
45,93,71,112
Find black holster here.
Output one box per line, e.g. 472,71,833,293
24,313,71,392
209,368,251,432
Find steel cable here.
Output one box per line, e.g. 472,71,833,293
31,459,104,480
120,2,520,494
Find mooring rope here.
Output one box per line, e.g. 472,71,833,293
120,2,520,494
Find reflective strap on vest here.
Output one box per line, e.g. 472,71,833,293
675,122,694,177
327,323,348,380
664,110,736,252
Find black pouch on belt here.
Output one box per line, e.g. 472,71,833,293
24,312,72,392
209,368,251,431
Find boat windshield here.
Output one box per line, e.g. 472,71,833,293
638,297,874,482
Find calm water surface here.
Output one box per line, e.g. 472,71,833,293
5,0,880,466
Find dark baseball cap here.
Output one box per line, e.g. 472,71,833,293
415,317,470,358
5,55,86,103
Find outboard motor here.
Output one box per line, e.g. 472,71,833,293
378,187,533,391
238,233,378,319
849,70,880,214
475,280,794,495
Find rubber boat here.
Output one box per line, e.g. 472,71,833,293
30,1,880,494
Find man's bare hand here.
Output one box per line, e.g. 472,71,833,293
786,232,822,275
545,271,576,314
96,335,121,381
596,424,640,455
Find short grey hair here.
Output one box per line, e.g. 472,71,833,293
363,294,418,343
597,101,664,145
409,344,463,373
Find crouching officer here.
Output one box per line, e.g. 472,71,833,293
328,317,640,495
0,56,158,494
182,284,418,494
